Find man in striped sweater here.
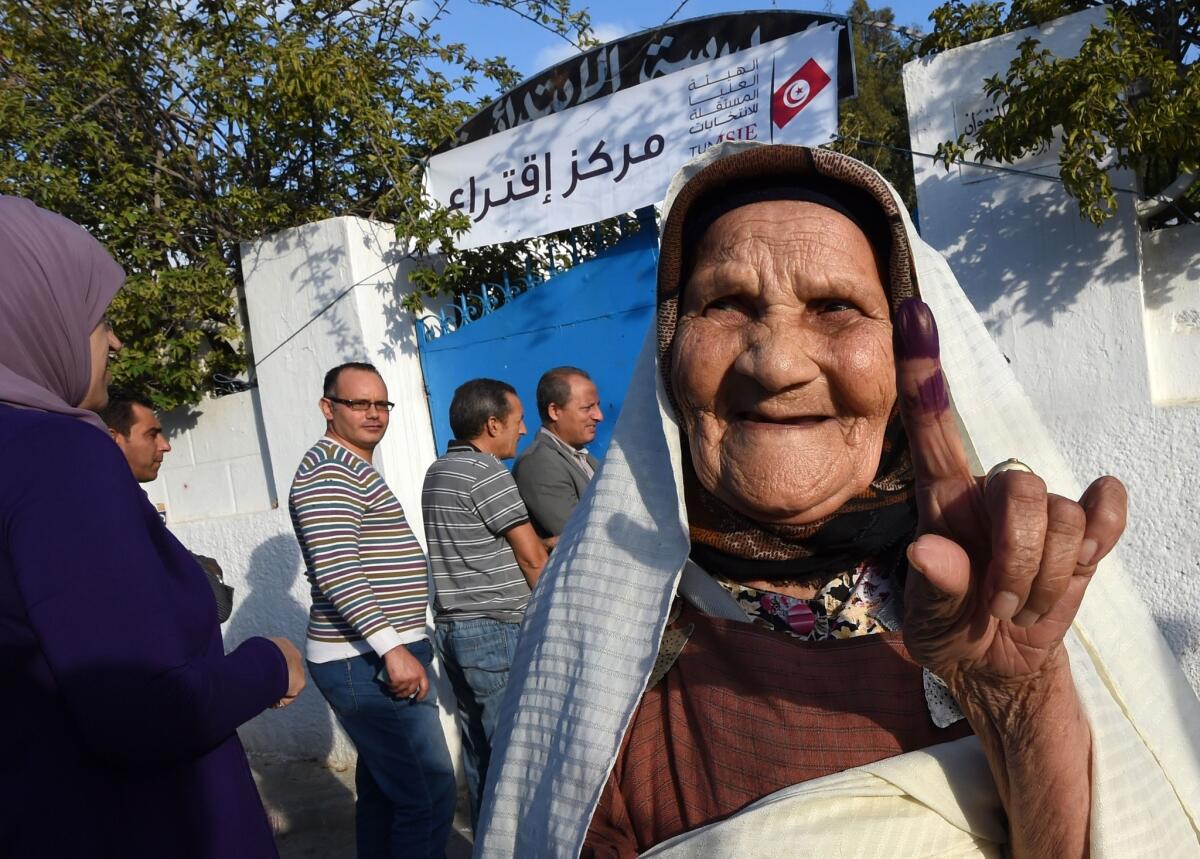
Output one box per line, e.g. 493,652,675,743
421,378,548,829
290,362,456,859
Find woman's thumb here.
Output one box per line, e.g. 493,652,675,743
905,533,972,625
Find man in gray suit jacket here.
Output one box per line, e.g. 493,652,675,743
514,367,603,538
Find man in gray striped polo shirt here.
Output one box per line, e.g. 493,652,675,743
421,378,548,829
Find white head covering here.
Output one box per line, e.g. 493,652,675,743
474,142,1200,857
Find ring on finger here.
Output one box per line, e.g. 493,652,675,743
984,457,1034,491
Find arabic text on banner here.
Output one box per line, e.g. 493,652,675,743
426,23,840,250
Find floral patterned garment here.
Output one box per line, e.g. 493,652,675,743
681,554,966,726
718,557,899,642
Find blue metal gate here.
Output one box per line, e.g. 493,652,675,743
416,214,658,460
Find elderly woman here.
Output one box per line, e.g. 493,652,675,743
473,144,1200,857
0,197,306,857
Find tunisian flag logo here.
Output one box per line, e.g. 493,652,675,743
772,59,832,130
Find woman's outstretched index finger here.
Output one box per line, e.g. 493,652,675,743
893,298,972,487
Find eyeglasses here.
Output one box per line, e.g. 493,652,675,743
326,396,395,413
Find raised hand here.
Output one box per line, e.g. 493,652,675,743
892,298,1128,685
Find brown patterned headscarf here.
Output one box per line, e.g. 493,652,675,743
657,145,920,579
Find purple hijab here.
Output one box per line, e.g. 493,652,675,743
0,196,124,432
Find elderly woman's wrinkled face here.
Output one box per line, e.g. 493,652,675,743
672,200,895,525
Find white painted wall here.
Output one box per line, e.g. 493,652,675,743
140,389,276,523
1141,223,1200,405
170,507,355,761
238,216,439,525
140,217,460,774
905,9,1200,689
137,216,436,538
166,505,459,769
241,217,369,504
341,217,441,532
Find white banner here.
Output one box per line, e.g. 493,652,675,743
427,23,841,249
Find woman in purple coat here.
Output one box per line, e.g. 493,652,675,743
0,197,306,857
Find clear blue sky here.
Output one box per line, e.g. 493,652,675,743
433,0,942,85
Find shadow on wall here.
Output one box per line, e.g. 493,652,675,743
285,224,360,359
241,219,361,361
1151,610,1200,719
919,168,1137,329
241,218,422,373
1156,611,1199,666
226,534,356,826
371,235,423,365
249,382,279,508
161,403,202,437
1142,225,1200,311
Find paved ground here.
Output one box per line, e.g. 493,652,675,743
253,758,473,858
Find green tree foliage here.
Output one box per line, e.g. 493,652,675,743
918,0,1198,225
832,0,919,211
0,0,592,408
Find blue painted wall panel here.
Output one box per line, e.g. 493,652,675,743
418,229,658,462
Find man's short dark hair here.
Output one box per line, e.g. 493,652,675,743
536,366,590,422
450,378,516,440
97,390,156,437
323,362,381,398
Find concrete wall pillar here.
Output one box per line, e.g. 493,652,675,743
240,216,438,526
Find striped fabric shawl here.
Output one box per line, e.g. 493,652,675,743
474,142,1200,858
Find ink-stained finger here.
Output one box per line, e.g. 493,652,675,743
893,298,972,486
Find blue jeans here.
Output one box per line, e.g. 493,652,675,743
434,617,521,829
307,640,456,859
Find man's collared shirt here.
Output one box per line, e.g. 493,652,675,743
539,427,594,479
422,441,532,624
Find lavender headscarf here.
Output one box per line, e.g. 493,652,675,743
0,196,125,432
